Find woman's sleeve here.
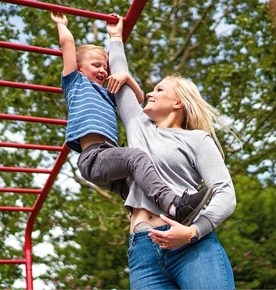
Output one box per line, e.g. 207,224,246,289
192,134,237,239
108,41,143,127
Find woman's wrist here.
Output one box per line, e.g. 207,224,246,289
110,35,123,42
188,226,199,243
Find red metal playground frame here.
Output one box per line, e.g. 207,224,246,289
0,1,147,289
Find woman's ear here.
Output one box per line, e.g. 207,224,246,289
173,101,184,110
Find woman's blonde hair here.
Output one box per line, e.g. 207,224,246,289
165,73,228,158
76,44,108,64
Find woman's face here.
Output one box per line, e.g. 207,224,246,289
143,79,182,124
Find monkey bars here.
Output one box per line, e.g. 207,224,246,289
0,0,147,289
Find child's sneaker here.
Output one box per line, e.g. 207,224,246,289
172,186,213,225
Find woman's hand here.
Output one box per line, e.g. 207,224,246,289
106,14,123,39
148,214,191,249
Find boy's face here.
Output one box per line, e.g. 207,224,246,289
78,52,108,86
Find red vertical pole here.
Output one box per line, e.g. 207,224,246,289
123,0,148,43
25,236,33,290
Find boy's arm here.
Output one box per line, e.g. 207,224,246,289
125,74,144,103
51,12,77,76
107,72,144,103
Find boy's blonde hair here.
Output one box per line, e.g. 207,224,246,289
76,44,108,64
165,73,232,158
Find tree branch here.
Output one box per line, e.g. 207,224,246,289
170,2,214,63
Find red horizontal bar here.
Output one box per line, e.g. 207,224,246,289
0,206,33,212
0,167,52,174
0,142,64,151
0,41,62,56
0,80,62,93
0,113,67,125
0,188,42,194
0,259,26,264
0,0,118,22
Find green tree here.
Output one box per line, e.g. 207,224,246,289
0,0,275,289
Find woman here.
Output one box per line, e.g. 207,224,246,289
107,17,236,289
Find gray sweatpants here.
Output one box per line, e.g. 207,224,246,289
77,142,175,212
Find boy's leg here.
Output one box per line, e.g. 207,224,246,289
77,142,174,211
78,142,212,224
77,143,129,200
110,178,129,200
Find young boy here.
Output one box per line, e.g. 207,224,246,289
51,12,212,225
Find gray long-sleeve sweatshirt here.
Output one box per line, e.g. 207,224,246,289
109,41,236,239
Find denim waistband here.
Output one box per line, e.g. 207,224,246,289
130,224,170,241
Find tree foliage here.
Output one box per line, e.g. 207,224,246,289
0,0,275,289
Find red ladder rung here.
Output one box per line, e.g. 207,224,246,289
0,167,52,174
0,206,33,212
0,113,67,125
0,80,62,94
0,142,64,151
0,188,42,194
0,259,27,264
0,40,62,56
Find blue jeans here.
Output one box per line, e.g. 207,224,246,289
128,225,235,289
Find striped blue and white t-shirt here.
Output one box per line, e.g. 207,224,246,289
61,69,118,153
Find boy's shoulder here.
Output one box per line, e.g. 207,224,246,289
61,69,79,82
